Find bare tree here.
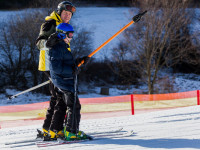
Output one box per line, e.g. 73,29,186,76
112,0,198,94
17,11,45,86
0,21,28,88
0,11,45,89
110,42,141,85
70,24,93,59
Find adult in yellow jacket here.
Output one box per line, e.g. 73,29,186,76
35,1,75,140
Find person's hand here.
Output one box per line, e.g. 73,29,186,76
76,56,90,66
72,65,81,75
46,32,62,48
63,37,72,44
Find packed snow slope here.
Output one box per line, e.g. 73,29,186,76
1,105,200,150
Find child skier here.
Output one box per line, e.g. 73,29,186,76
48,23,90,141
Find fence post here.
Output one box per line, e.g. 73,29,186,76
131,94,134,115
197,90,200,105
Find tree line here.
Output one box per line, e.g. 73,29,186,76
0,0,200,9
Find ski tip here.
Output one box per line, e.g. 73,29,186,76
119,127,123,131
36,129,44,139
87,135,94,140
129,130,135,135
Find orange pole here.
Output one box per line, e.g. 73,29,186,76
78,20,134,67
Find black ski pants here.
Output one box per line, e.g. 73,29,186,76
62,91,81,134
43,81,67,131
42,72,66,132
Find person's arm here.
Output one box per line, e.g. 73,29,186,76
35,19,56,50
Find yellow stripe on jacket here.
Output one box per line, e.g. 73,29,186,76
39,46,50,71
38,11,62,71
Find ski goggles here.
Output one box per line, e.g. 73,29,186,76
66,32,74,38
57,31,74,39
64,5,76,13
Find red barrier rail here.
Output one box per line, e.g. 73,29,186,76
0,90,198,116
197,90,200,105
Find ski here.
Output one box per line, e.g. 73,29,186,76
36,130,134,148
36,138,92,147
95,130,134,138
6,129,134,148
5,129,44,145
5,127,123,145
5,138,40,145
88,127,123,135
9,142,37,148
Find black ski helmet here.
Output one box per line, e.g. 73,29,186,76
57,1,76,16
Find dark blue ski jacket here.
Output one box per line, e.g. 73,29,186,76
49,41,75,92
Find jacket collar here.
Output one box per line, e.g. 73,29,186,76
45,11,63,25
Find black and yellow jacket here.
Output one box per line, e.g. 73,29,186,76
36,11,71,71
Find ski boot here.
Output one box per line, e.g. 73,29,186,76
64,127,91,141
43,130,57,141
64,131,78,141
37,128,64,140
56,130,64,138
36,128,48,139
77,131,92,140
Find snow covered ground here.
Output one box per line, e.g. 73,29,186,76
1,105,200,150
1,72,200,106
